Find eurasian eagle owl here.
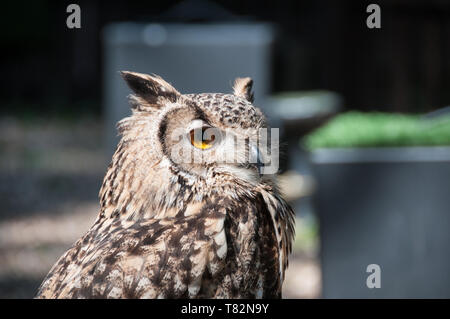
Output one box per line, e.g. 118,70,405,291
36,71,295,299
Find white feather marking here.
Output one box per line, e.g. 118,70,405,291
216,242,227,259
214,230,226,246
107,287,123,298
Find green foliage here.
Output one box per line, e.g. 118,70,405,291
303,111,450,150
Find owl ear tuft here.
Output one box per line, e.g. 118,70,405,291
233,77,254,103
120,71,180,108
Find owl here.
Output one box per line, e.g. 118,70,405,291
36,71,295,299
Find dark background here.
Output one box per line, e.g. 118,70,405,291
2,0,450,118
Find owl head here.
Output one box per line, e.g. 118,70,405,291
100,71,280,217
121,71,278,179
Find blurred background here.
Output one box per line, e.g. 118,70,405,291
1,0,450,298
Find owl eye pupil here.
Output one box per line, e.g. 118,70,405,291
189,127,216,150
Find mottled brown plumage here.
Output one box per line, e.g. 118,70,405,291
36,71,295,299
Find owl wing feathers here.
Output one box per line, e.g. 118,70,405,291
36,200,228,299
36,193,290,299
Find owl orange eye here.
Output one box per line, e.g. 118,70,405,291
189,127,216,150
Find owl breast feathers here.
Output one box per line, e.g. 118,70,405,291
36,72,295,299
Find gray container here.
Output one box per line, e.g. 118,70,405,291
311,147,450,298
102,22,275,153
